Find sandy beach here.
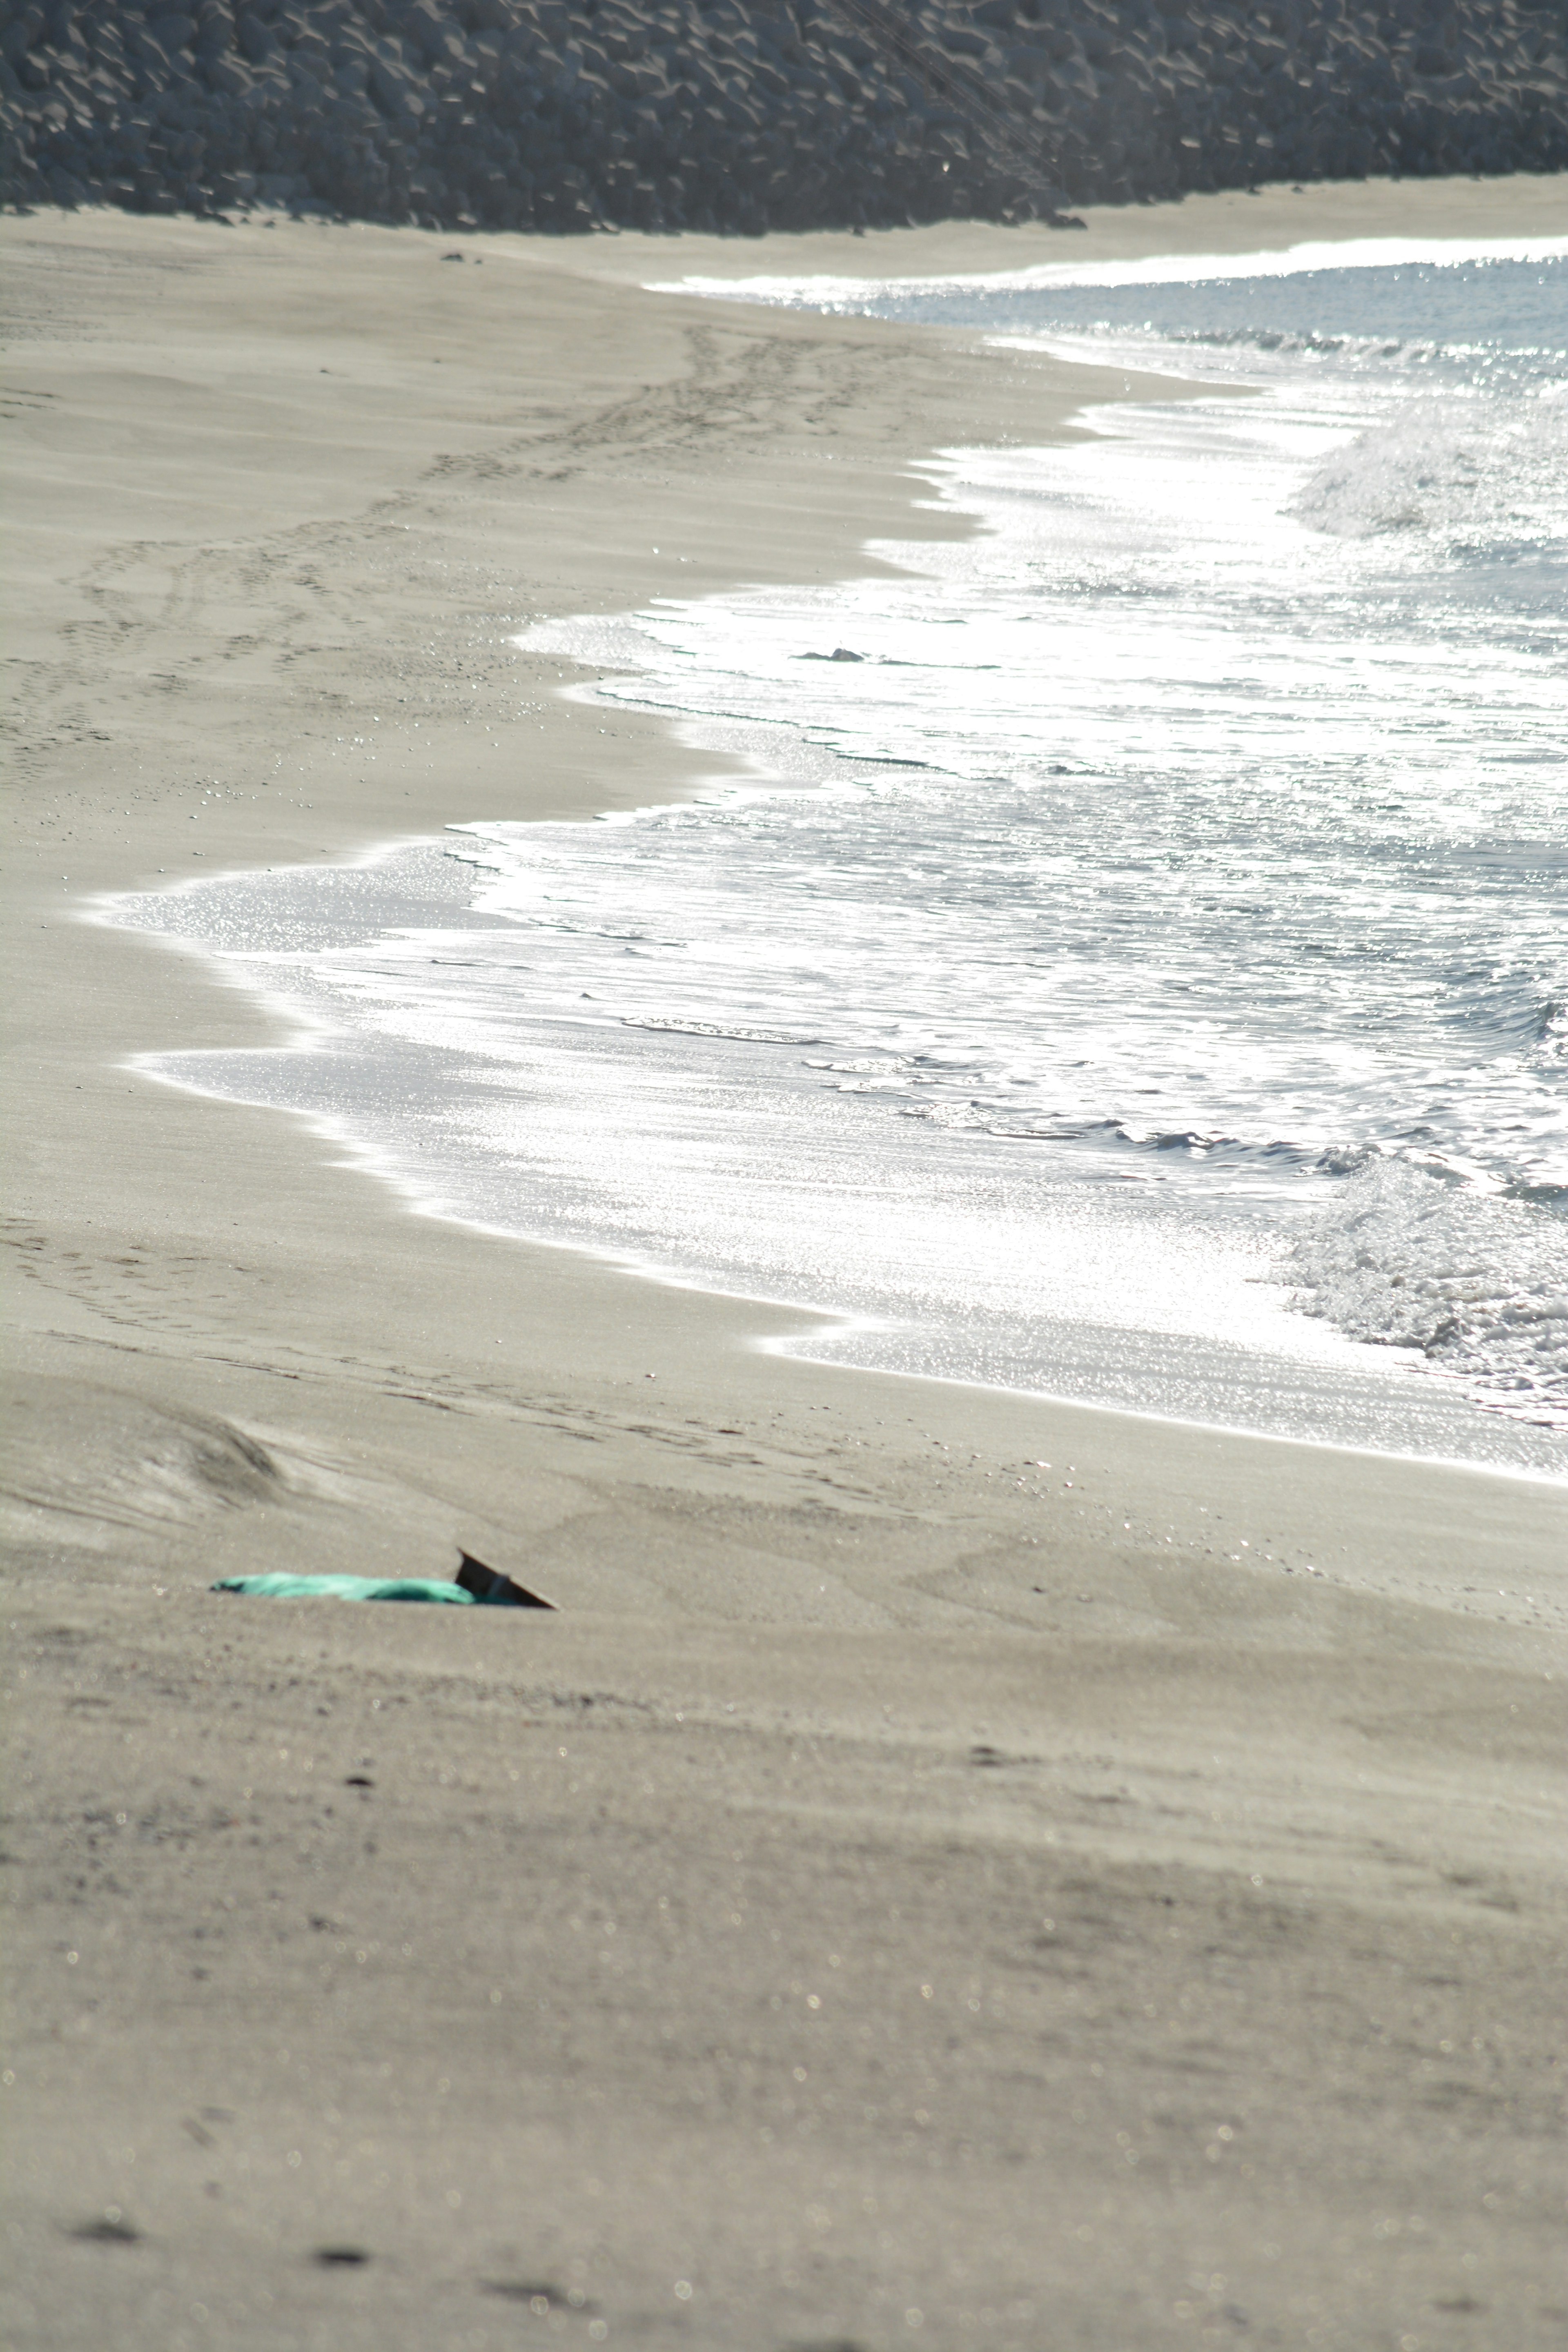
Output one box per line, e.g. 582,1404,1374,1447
4,175,1567,2351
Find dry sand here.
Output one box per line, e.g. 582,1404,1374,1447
3,176,1566,2351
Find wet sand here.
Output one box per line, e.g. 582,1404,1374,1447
3,176,1566,2351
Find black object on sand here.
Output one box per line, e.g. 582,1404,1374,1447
456,1551,557,1610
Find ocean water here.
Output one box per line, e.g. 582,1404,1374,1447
106,241,1568,1476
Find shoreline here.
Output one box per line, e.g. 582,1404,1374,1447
6,177,1567,2349
100,829,1568,1494
91,1013,1568,1501
84,217,1566,1487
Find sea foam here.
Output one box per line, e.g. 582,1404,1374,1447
103,251,1568,1476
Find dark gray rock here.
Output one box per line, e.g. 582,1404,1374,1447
2,0,1564,230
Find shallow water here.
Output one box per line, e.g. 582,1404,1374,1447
106,246,1568,1476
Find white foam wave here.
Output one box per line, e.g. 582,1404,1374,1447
652,233,1568,310
1285,1161,1568,1425
1290,391,1568,548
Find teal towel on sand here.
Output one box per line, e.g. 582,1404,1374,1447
213,1574,476,1604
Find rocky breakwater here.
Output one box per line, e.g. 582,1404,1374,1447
4,0,1566,233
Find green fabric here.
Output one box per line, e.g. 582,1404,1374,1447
213,1574,475,1604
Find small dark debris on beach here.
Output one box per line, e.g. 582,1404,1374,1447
315,2246,371,2267
483,2279,593,2310
69,2212,141,2245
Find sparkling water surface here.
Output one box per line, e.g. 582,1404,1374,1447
107,248,1568,1474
